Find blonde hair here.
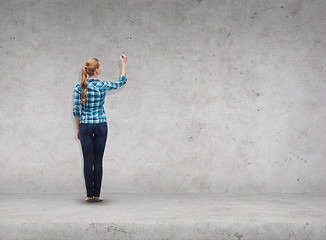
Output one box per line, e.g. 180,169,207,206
81,58,100,104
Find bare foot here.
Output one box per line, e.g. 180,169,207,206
85,197,94,203
93,197,103,202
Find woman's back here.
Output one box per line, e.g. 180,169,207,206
73,75,127,124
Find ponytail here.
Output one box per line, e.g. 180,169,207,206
80,58,100,104
81,66,88,105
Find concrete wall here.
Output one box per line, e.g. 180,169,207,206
1,0,325,193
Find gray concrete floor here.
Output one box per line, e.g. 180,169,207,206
1,192,326,239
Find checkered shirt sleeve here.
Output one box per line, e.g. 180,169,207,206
103,75,127,91
73,85,81,118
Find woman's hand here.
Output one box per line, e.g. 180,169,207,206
120,53,127,64
77,130,80,140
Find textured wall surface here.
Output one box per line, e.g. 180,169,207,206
0,0,325,193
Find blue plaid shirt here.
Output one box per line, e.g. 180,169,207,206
73,75,127,124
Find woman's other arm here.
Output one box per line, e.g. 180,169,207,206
74,117,80,140
73,85,81,140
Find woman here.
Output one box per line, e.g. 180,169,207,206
73,54,128,203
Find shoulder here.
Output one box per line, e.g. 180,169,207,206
74,83,82,93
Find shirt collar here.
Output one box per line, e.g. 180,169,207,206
87,78,99,83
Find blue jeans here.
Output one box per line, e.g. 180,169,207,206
79,122,108,198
